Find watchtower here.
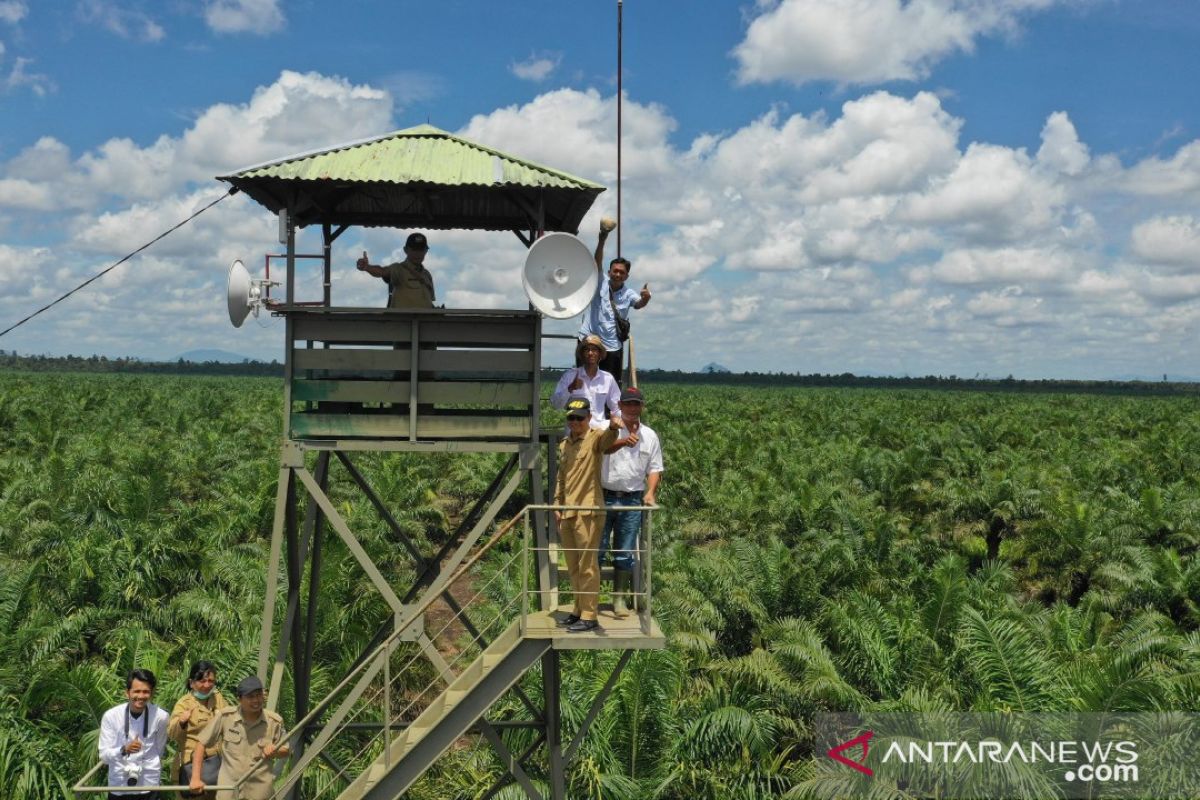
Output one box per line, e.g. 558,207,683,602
219,126,665,800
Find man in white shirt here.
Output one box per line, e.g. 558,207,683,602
98,668,170,798
550,334,620,430
599,386,663,617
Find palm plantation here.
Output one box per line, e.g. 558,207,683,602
0,373,1197,798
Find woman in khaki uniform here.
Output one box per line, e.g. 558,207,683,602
168,660,228,799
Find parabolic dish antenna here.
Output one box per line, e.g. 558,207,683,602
226,259,263,328
522,232,599,319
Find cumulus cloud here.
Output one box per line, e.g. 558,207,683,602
204,0,284,35
733,0,1064,86
898,142,1068,242
2,55,54,96
1130,216,1200,270
510,53,561,82
1036,112,1090,176
7,70,1200,377
0,1,27,25
460,88,678,193
965,286,1049,327
1123,141,1200,197
911,247,1083,286
78,0,165,42
0,177,56,210
0,244,55,303
0,71,391,210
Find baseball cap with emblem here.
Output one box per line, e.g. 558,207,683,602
619,386,644,404
565,397,591,420
405,232,429,250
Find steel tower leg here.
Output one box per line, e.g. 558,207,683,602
544,651,566,800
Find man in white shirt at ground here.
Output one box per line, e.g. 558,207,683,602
98,668,170,798
599,386,663,617
550,334,620,430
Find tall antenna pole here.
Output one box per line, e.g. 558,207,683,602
617,0,623,258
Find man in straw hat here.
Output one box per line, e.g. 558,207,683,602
550,334,620,430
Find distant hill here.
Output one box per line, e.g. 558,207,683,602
701,362,731,374
1114,374,1200,383
174,349,253,363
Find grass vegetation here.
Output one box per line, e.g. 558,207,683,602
0,371,1198,799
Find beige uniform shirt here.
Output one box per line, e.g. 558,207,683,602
167,691,229,781
196,706,284,800
555,426,619,519
385,259,435,309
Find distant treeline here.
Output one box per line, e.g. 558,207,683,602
2,350,1197,396
0,350,282,376
629,367,1200,396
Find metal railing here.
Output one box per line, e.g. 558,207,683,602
72,500,655,800
73,759,242,796
520,502,656,637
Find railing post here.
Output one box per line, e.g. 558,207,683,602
521,509,530,637
383,646,392,769
408,318,419,441
641,507,653,636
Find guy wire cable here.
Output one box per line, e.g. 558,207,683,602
0,186,239,340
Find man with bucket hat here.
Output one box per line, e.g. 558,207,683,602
189,676,288,799
551,334,621,430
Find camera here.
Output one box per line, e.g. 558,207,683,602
125,762,141,786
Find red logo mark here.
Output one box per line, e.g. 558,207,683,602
827,730,874,776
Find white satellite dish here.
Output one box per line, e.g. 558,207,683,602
522,232,599,319
226,259,264,328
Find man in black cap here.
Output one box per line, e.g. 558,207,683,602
600,386,663,617
356,232,436,308
190,676,288,800
554,396,623,632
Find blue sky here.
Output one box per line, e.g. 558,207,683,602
1,0,1199,378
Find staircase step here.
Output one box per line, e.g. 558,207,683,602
402,723,431,751
334,619,547,800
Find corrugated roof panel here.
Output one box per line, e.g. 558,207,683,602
217,124,604,233
228,125,601,191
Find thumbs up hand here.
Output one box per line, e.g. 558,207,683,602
356,250,370,271
640,283,651,303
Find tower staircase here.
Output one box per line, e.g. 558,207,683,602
261,503,664,800
343,620,548,799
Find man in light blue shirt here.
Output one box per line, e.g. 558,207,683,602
577,219,651,387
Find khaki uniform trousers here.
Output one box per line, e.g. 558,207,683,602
559,512,602,620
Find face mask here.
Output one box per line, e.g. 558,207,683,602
192,689,214,701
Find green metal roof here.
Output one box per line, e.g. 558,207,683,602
217,124,605,234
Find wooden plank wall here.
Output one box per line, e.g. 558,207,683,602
288,311,538,442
